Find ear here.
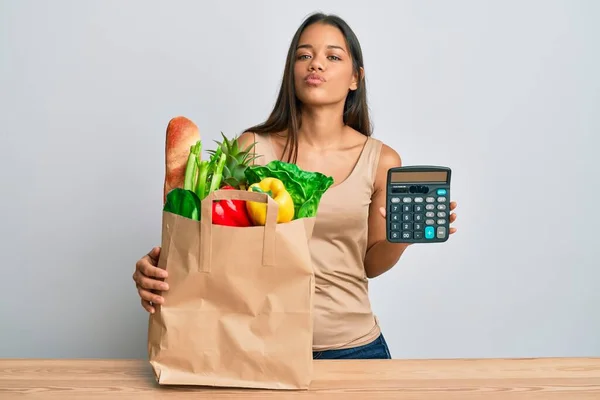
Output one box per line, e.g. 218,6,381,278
349,67,364,91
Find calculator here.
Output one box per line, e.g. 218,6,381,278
386,166,451,243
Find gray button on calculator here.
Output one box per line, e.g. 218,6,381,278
414,197,424,203
426,197,435,203
426,204,435,210
403,197,412,203
426,219,435,225
438,196,447,202
437,219,446,225
426,211,435,218
437,211,447,218
437,226,446,238
391,197,400,203
437,204,446,210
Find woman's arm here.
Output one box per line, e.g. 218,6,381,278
364,144,410,278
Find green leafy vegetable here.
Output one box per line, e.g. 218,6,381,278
163,188,201,220
245,160,334,218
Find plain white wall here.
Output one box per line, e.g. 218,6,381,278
1,0,598,359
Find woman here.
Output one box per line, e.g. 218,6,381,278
133,12,458,360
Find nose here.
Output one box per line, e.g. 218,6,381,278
309,55,324,71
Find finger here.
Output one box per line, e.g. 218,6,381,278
139,259,168,279
137,285,164,305
147,246,161,263
379,207,386,218
141,298,155,314
138,274,169,291
450,201,457,210
450,227,457,234
450,213,457,223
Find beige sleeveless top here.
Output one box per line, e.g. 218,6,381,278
252,132,383,351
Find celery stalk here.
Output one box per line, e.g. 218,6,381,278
184,141,201,191
208,153,227,193
195,160,210,200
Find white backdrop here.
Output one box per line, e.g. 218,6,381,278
1,0,598,358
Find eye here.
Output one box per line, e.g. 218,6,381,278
297,54,311,60
328,55,341,61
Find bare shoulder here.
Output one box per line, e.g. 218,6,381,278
373,141,402,194
237,131,256,149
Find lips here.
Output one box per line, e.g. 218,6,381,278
305,73,325,86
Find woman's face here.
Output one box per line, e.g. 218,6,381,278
293,23,359,107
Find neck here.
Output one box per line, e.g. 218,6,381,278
297,105,346,149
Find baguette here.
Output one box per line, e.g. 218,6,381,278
163,116,201,204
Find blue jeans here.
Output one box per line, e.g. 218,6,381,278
312,333,392,359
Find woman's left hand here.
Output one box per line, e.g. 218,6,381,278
379,201,458,235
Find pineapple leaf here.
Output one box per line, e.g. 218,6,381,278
223,177,239,187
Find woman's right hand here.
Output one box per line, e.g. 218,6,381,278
133,246,169,314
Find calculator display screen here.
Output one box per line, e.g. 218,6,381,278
391,171,448,183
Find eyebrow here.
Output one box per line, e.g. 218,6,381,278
296,44,346,53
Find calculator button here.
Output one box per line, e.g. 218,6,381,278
402,204,411,212
403,214,412,222
402,231,412,240
437,219,446,225
414,205,424,212
414,231,424,239
402,222,412,230
437,211,447,218
437,226,446,238
437,196,447,202
391,197,400,203
426,204,435,210
437,204,446,210
390,204,401,213
426,211,435,218
403,197,412,203
425,226,435,239
414,223,423,230
414,214,424,222
426,219,435,225
414,197,424,203
437,189,447,196
390,231,400,240
390,223,401,231
391,214,401,222
426,197,435,203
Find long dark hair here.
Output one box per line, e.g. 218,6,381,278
243,12,372,163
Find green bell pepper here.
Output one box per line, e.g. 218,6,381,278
163,188,201,220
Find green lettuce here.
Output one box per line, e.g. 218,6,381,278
245,160,334,219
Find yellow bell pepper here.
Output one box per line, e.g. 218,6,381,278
246,177,295,225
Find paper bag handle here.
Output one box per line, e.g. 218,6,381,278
199,189,279,273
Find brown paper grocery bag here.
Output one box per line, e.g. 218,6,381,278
147,189,316,390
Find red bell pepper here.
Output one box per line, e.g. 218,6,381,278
212,186,252,227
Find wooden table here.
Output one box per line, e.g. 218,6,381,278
1,358,599,399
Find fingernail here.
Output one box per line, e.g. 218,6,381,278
162,283,169,290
